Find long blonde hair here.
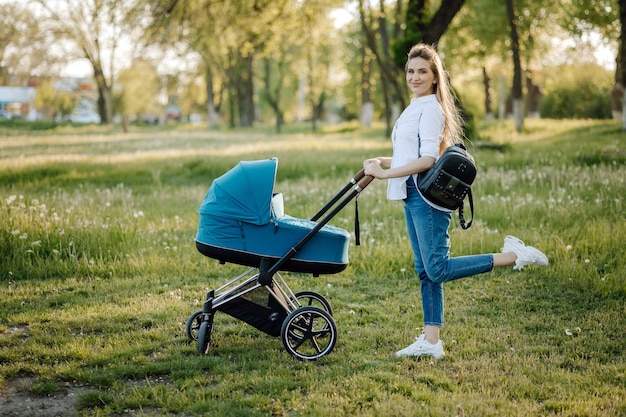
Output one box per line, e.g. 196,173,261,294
406,43,464,155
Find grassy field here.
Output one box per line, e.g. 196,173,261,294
0,119,624,416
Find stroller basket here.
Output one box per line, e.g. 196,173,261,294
186,158,372,360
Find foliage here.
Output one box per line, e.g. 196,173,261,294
34,79,76,119
0,120,624,416
540,64,613,119
116,60,162,120
0,2,51,85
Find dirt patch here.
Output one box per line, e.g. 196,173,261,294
0,377,85,417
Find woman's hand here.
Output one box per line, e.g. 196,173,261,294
363,158,379,169
363,159,385,179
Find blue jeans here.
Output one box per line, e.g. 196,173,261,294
404,178,493,327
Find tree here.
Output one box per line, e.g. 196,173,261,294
0,3,56,86
116,59,161,121
358,0,467,136
35,79,76,119
148,0,294,128
444,0,512,120
358,0,406,136
34,0,144,124
505,0,524,131
559,0,620,121
392,0,466,67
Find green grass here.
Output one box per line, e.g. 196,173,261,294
0,119,624,416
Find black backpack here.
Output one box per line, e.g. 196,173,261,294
417,143,475,229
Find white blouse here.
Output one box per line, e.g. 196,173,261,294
387,94,444,201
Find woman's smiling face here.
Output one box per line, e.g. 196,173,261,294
406,56,436,98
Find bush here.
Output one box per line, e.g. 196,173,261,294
540,64,613,119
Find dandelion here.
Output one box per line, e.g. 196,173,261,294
584,259,590,264
566,245,572,251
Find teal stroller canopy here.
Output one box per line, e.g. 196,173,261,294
198,158,277,225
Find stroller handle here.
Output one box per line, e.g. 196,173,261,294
356,172,374,191
310,168,373,222
353,168,366,182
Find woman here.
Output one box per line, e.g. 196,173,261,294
363,43,548,359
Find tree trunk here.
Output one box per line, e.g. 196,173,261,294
297,74,306,122
482,66,493,120
618,0,626,128
227,60,236,128
526,73,541,118
499,74,506,120
360,45,373,128
505,0,523,131
421,0,465,44
237,53,255,127
358,0,406,136
205,66,219,127
93,62,113,124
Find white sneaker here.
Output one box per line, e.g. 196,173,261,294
395,335,445,359
502,235,549,270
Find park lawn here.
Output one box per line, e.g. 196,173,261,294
0,119,624,416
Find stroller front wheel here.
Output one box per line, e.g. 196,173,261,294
197,314,214,355
281,306,337,361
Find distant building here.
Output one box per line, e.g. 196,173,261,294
164,95,181,121
54,78,100,123
0,86,37,120
67,97,100,124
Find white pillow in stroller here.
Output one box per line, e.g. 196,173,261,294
271,193,284,218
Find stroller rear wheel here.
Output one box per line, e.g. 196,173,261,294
293,291,333,316
280,306,337,361
185,310,203,341
197,314,214,355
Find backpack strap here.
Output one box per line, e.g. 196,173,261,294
459,189,474,229
354,195,361,245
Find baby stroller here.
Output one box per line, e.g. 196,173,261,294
185,158,372,360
